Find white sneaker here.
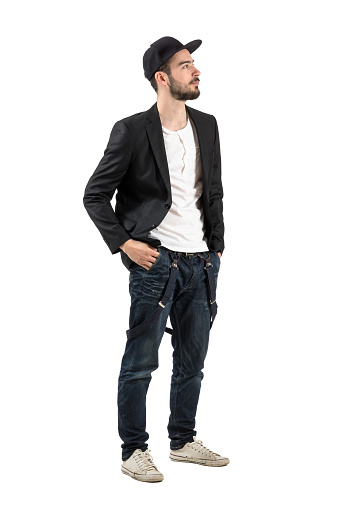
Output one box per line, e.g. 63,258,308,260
169,437,230,467
121,449,164,482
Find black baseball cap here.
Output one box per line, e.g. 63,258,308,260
143,36,202,81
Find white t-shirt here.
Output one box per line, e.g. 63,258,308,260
148,116,208,252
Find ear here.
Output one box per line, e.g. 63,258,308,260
155,71,169,87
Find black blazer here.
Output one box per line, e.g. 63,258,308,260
83,102,224,270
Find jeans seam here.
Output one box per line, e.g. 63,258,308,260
118,342,138,396
171,304,183,436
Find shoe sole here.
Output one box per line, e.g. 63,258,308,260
121,467,164,482
169,455,230,467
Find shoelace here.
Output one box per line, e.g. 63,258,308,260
190,438,220,457
134,450,159,472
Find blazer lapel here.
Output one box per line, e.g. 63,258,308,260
185,105,211,188
145,103,172,198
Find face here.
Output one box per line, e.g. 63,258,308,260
160,49,201,101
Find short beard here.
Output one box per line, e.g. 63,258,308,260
167,75,200,101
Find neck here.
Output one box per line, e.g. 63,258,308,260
157,95,188,131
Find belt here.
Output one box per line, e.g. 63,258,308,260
180,251,203,257
126,250,218,340
161,246,206,257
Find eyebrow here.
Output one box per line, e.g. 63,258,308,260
177,59,194,66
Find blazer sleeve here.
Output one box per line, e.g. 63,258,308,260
83,120,132,255
208,116,225,254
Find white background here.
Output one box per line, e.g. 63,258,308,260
1,0,338,506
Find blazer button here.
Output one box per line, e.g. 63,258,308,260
165,203,170,209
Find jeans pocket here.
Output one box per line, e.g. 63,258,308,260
210,251,221,274
129,247,162,273
144,248,162,274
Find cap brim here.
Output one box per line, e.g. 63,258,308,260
183,39,202,55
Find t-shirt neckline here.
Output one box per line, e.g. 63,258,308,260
162,115,191,135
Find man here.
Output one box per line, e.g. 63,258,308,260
83,36,229,482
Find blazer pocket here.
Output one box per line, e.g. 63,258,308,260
117,215,137,232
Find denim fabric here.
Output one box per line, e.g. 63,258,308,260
117,246,221,460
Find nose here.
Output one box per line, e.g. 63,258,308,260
193,66,201,77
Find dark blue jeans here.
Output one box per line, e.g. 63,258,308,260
117,246,220,461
